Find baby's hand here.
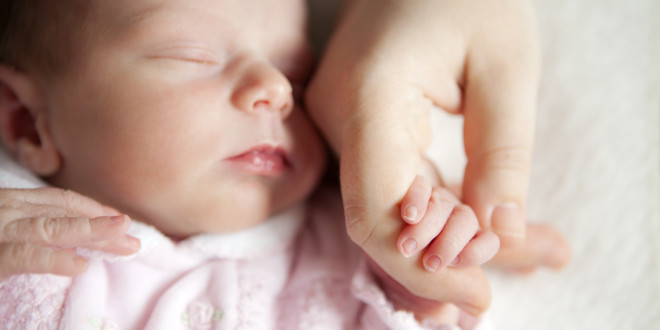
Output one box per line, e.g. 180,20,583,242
397,176,500,272
0,188,140,280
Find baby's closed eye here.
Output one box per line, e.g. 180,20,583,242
145,44,228,73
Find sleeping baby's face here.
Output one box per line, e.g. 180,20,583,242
42,0,326,236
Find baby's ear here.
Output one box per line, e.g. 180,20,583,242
0,65,61,176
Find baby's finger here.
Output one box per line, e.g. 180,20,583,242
397,189,457,257
0,243,88,279
450,230,500,268
1,214,133,248
422,205,480,272
400,175,432,224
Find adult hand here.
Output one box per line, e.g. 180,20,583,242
0,188,140,279
306,0,540,315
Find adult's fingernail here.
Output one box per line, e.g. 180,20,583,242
125,236,141,251
491,203,526,247
400,238,417,258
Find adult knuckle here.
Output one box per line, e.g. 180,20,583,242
0,189,9,206
57,189,85,214
38,217,62,244
7,243,52,272
6,243,30,265
478,146,531,173
0,216,19,241
0,189,23,211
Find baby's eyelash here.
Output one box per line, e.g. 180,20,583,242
148,47,224,65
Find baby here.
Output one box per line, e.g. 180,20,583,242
0,0,497,328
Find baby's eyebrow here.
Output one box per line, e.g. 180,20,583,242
119,2,165,28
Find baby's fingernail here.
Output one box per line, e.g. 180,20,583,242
400,238,417,257
424,255,442,272
403,205,418,222
450,256,460,266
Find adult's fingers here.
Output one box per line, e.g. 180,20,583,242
460,0,541,247
0,188,120,219
0,214,139,253
370,259,476,324
305,0,493,315
488,223,572,271
338,102,491,315
0,243,88,279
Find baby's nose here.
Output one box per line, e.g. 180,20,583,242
231,61,293,118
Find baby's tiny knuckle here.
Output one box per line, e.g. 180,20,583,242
430,195,453,213
454,206,479,227
439,233,462,253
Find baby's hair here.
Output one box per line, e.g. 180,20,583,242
0,0,92,76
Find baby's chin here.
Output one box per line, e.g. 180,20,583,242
137,192,306,239
137,205,271,239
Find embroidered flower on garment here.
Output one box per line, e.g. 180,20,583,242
181,301,224,329
88,317,120,330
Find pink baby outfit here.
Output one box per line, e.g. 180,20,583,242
0,151,490,330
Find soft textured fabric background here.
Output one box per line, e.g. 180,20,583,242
312,0,660,329
429,1,660,329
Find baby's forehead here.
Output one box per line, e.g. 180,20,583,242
89,0,307,45
88,1,166,31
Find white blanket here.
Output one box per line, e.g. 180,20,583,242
428,0,660,328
